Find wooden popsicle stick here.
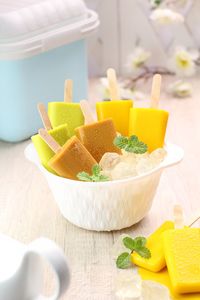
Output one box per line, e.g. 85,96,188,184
64,79,73,103
107,68,120,100
187,212,200,227
38,129,62,154
37,103,52,131
80,100,95,125
150,74,162,109
174,205,184,229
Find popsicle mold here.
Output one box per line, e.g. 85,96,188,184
25,142,184,231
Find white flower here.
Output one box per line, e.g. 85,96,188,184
150,8,184,24
169,80,192,98
171,47,198,77
127,47,151,72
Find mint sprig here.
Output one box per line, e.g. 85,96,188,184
77,164,109,182
116,236,151,269
114,135,148,154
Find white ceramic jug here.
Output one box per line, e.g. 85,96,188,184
0,234,70,300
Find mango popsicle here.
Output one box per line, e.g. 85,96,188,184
48,80,84,137
75,100,121,162
38,129,97,180
129,74,168,152
131,206,200,273
131,221,174,272
31,103,70,174
163,206,200,295
96,68,133,136
163,227,200,295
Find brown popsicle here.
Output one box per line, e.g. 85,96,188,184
75,100,121,162
38,129,97,180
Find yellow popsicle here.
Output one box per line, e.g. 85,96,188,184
48,80,84,137
131,221,174,272
96,68,133,136
139,267,200,300
129,74,168,152
163,228,200,294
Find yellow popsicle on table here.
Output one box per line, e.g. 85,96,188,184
131,220,174,272
38,129,97,180
48,80,84,137
163,206,200,294
96,68,133,136
129,74,168,152
131,206,200,273
31,103,70,174
75,100,121,162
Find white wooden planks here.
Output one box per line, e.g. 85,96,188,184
85,0,200,76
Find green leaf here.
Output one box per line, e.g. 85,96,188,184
135,247,151,259
114,136,129,149
116,252,131,269
92,164,101,176
134,237,147,248
123,237,136,251
113,135,148,154
77,172,93,182
77,165,109,182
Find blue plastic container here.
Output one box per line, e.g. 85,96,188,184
0,5,99,142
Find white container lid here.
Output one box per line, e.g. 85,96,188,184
0,0,99,60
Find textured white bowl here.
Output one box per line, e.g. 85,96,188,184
25,143,184,231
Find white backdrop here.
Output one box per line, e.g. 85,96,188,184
85,0,200,76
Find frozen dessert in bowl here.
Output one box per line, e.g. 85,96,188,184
27,71,183,231
25,142,183,231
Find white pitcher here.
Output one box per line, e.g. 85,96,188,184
0,234,70,300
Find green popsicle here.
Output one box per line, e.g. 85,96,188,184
32,103,70,174
48,79,84,137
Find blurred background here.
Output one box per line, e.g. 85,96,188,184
86,0,200,78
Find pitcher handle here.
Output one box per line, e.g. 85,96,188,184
27,238,70,300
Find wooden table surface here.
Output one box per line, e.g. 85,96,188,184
0,78,200,299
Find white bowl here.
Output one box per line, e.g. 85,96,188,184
25,143,184,231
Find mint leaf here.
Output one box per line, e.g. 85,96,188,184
114,136,129,149
123,237,136,251
134,237,147,248
77,172,93,182
135,247,151,259
77,165,109,182
116,252,131,269
114,135,147,154
92,164,101,176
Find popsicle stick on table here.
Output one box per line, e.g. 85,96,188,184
96,68,133,136
48,79,84,137
129,74,169,152
39,129,97,180
76,100,121,162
